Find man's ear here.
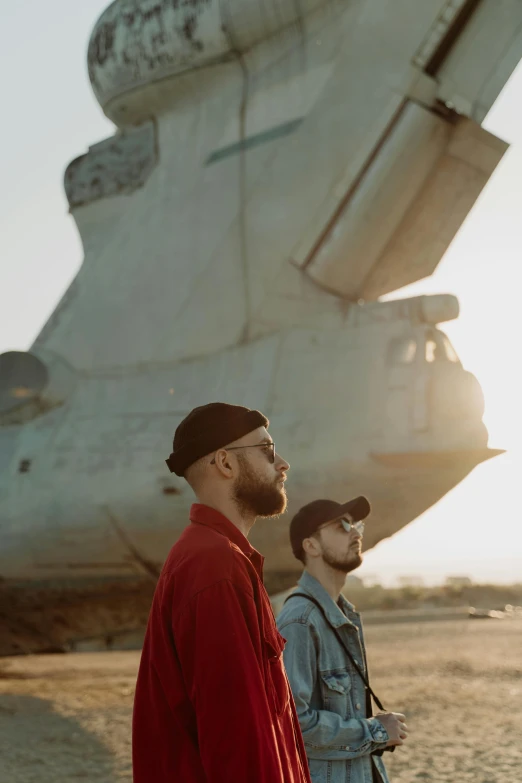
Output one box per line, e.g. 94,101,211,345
302,536,321,559
213,449,234,478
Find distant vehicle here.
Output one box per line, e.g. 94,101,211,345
1,0,518,654
468,607,506,620
469,604,522,619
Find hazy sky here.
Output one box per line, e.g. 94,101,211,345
1,3,521,585
360,63,522,586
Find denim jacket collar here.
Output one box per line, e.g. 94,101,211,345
298,571,360,629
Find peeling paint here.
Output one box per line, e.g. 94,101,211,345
64,122,157,208
89,18,117,69
88,0,212,93
86,0,324,119
180,14,202,50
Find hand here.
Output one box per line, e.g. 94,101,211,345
374,712,408,747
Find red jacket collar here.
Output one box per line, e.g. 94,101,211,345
189,503,264,569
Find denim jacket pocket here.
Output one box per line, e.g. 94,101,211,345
264,630,290,717
320,669,352,716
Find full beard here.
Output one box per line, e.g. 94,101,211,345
233,454,287,518
322,548,363,575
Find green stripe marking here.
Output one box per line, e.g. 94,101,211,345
206,118,304,165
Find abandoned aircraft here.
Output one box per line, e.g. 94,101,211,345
0,0,517,654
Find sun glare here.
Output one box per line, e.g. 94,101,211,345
367,62,522,585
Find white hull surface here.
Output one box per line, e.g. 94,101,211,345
1,0,517,652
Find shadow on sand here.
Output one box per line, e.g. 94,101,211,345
0,692,119,783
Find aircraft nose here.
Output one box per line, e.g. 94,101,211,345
373,360,502,471
433,369,485,421
424,365,493,455
440,368,483,413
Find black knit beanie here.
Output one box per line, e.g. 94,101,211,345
166,402,269,476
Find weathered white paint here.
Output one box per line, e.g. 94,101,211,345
0,0,519,651
436,0,522,122
65,122,157,208
303,110,507,298
88,0,328,117
0,294,495,587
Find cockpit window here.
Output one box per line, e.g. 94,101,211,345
425,330,460,363
425,337,437,363
441,334,459,363
388,338,417,365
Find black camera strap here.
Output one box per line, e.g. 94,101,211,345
284,591,394,778
284,592,385,711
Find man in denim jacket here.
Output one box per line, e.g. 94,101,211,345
277,497,408,783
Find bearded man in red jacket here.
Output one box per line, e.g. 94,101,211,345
132,402,311,783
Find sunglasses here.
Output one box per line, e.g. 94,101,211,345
210,442,276,465
318,516,365,536
340,517,365,535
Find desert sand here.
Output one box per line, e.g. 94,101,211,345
0,618,520,782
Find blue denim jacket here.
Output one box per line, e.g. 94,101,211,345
277,572,390,783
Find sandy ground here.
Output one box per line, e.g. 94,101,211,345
0,619,520,782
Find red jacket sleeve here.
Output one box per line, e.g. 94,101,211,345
173,578,286,783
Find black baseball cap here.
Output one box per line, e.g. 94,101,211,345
290,496,371,561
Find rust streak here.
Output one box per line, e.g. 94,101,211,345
104,506,160,582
